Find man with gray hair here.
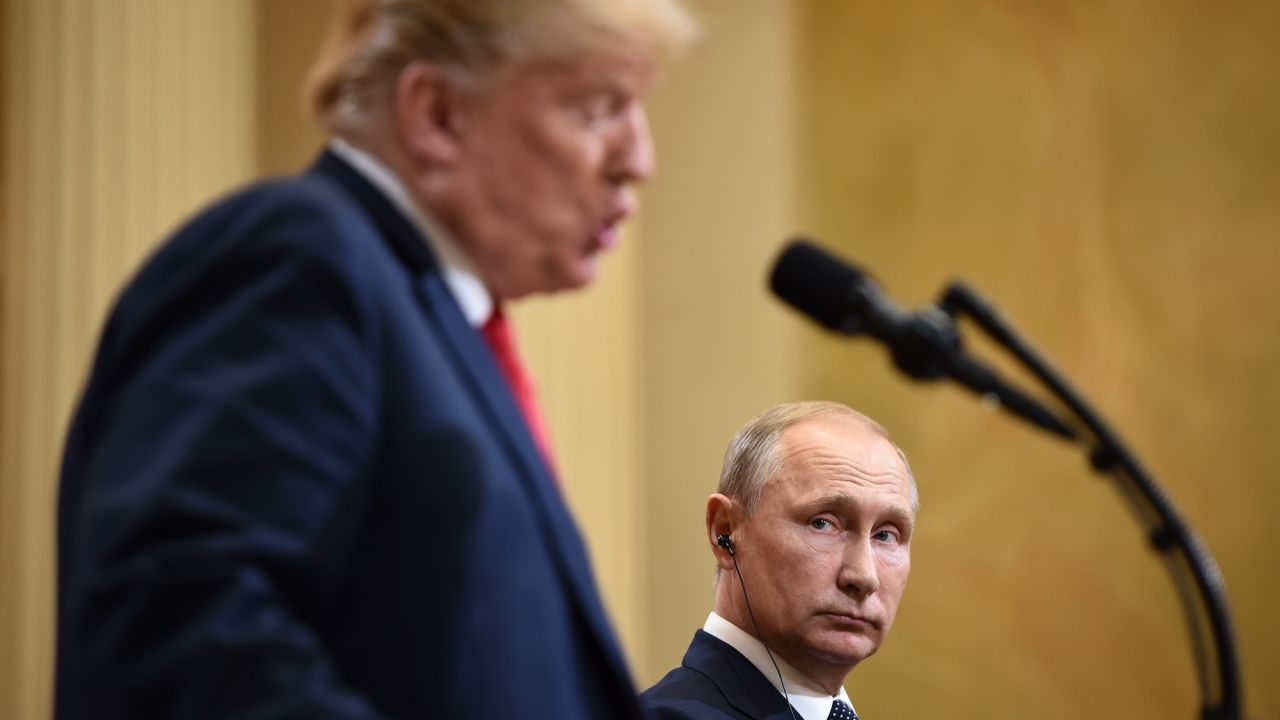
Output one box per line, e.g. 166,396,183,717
55,1,695,718
641,401,918,719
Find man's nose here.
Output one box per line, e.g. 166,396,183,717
838,537,880,598
608,104,656,185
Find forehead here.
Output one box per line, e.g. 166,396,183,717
496,43,658,99
771,416,913,507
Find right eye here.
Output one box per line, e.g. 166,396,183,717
809,517,837,532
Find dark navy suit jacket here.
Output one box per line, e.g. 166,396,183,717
56,151,642,719
640,630,799,720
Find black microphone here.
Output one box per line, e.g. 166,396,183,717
770,239,1076,440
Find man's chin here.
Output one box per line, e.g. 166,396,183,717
501,263,597,298
807,631,879,668
558,257,601,292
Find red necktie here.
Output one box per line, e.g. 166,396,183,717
480,307,558,477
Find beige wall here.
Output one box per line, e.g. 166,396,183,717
0,2,257,717
635,0,803,681
3,1,1277,718
255,0,329,177
795,1,1280,717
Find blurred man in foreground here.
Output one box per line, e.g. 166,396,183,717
642,401,918,719
55,1,695,717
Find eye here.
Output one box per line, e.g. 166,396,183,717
809,517,837,533
578,91,622,125
872,528,900,544
578,89,640,132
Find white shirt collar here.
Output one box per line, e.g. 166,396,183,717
703,611,856,720
327,137,493,327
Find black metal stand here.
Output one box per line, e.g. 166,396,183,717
768,237,1242,717
929,281,1242,720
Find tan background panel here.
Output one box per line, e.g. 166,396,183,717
2,0,1276,717
795,1,1279,717
1,2,257,717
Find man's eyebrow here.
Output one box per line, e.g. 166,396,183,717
805,493,915,527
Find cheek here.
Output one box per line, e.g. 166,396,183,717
763,544,812,591
782,543,844,595
877,554,911,599
519,123,598,185
877,543,910,568
468,128,565,200
511,147,598,234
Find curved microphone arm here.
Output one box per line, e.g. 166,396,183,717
938,281,1242,720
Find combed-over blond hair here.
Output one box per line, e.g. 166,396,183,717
306,0,698,137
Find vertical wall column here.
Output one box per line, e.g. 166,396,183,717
511,236,647,666
636,0,802,682
0,2,256,717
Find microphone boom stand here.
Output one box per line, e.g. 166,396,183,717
917,281,1242,720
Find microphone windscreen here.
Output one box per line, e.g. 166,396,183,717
769,239,867,332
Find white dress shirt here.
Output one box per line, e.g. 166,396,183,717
703,611,858,720
328,138,492,327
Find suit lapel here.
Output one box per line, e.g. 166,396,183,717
684,630,799,720
307,151,556,490
414,271,639,710
307,149,637,705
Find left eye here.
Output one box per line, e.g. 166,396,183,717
873,530,898,543
580,93,621,124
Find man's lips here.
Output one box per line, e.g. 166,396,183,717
594,222,622,250
593,208,632,251
819,612,879,631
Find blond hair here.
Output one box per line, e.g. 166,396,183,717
718,401,919,515
306,0,698,137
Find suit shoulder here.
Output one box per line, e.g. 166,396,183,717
169,174,381,265
123,172,396,314
641,666,741,720
97,174,398,372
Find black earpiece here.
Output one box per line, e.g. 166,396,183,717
716,534,734,555
717,530,796,720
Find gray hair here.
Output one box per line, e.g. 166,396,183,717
718,401,919,515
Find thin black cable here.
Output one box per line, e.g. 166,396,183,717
730,551,800,720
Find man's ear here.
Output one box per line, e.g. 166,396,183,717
393,61,466,167
706,493,738,572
